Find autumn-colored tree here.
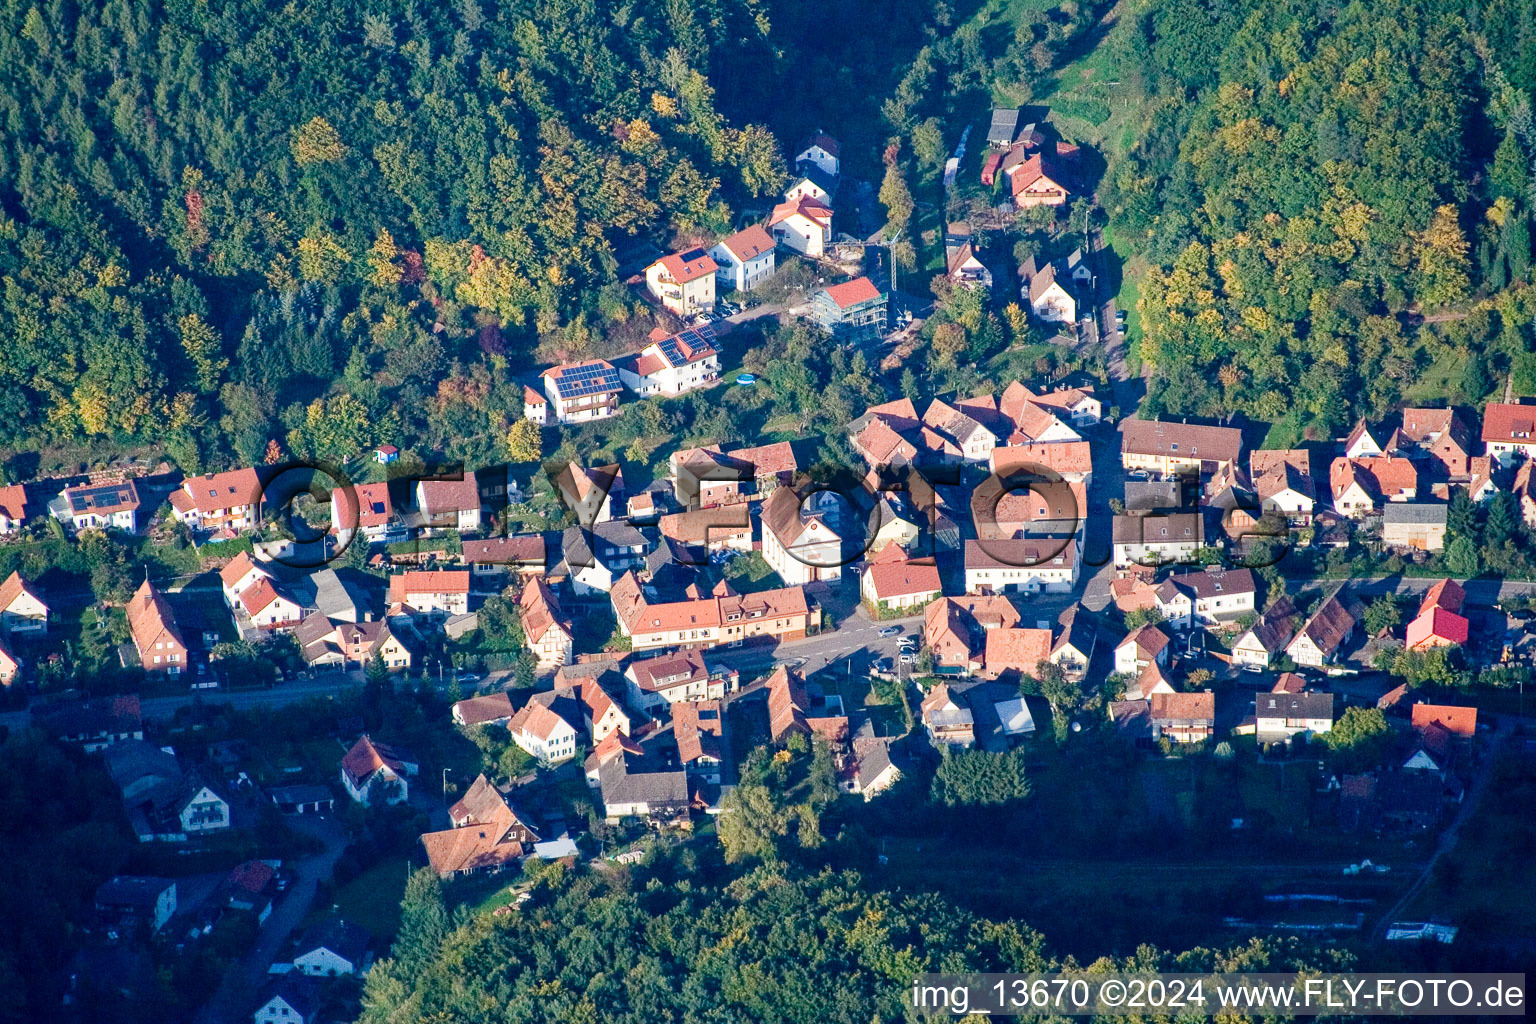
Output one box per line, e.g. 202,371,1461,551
178,312,227,393
878,160,914,238
366,228,402,287
290,116,347,166
1411,204,1471,309
297,232,351,283
264,439,284,464
504,418,542,463
932,322,966,365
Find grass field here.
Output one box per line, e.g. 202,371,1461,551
330,855,411,940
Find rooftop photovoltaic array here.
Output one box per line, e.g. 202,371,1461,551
554,362,621,399
657,325,715,367
69,483,136,513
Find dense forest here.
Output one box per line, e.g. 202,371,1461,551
1100,0,1536,435
356,862,1352,1024
0,0,967,472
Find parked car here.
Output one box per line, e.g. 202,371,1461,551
457,672,481,684
877,626,901,637
899,653,916,665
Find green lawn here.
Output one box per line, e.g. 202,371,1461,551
330,855,411,940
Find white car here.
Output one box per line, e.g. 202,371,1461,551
897,636,917,649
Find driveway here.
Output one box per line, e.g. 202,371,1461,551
194,813,348,1024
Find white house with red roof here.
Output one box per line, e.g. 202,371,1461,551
0,483,28,535
331,481,398,545
0,571,48,636
616,325,720,397
1005,151,1071,209
709,225,776,291
644,247,718,316
795,132,840,178
507,691,582,764
168,468,264,534
860,545,941,612
521,385,550,425
387,570,470,620
541,359,623,424
1482,401,1536,465
340,735,417,806
415,477,482,532
61,478,142,532
810,277,888,340
769,196,833,256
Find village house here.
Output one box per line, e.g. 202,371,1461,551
1005,150,1071,208
588,737,690,822
1111,513,1204,568
556,462,624,526
96,876,177,935
339,734,417,806
761,485,843,586
292,917,371,977
796,132,841,176
541,360,623,424
254,977,321,1024
415,476,482,532
1021,258,1075,322
624,648,737,709
0,483,28,534
332,481,400,545
709,224,776,291
1286,590,1358,667
420,774,540,878
38,694,143,751
462,534,546,581
1249,449,1315,524
1255,691,1336,741
768,195,833,257
561,520,647,595
1397,408,1473,479
1381,502,1448,552
576,673,633,743
0,639,17,686
127,580,189,675
103,739,231,842
923,399,999,462
1048,605,1097,681
616,325,720,397
1329,455,1419,515
921,684,976,747
1005,380,1102,430
522,385,550,424
451,692,514,728
0,570,47,635
1120,419,1244,478
964,537,1078,593
1153,566,1257,630
1231,596,1301,670
980,626,1053,681
923,594,1022,675
1344,418,1384,458
1480,401,1536,465
1148,691,1216,744
809,277,888,341
506,690,583,764
672,700,724,782
945,224,992,289
294,615,414,672
645,247,717,316
659,506,754,555
609,571,813,651
861,544,942,612
386,569,470,620
169,467,264,534
61,478,142,532
784,162,837,204
519,577,574,669
1114,624,1171,675
1405,578,1469,650
766,665,811,743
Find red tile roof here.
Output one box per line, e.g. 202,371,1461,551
716,224,775,262
1405,607,1469,648
656,247,718,283
822,276,882,308
1481,402,1536,443
769,196,833,228
1410,703,1477,738
341,735,410,788
179,467,263,514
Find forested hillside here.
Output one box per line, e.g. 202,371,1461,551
356,863,1351,1024
1097,0,1536,437
0,0,956,469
